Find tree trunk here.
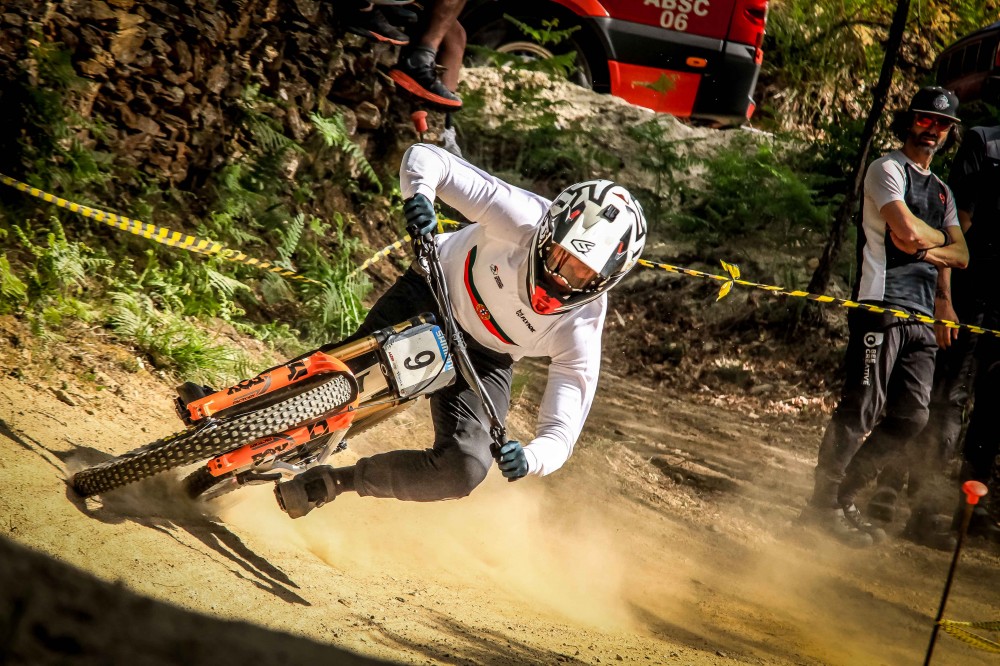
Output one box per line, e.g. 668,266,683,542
807,0,912,295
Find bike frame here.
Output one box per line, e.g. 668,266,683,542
188,230,506,494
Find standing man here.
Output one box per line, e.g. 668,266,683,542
801,87,969,547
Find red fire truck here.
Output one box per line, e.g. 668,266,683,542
461,0,769,126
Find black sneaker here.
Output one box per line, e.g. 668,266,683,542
842,502,888,544
903,511,957,551
389,46,463,109
799,505,874,548
347,7,409,46
866,486,899,523
274,465,342,519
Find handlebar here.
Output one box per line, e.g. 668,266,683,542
409,229,508,463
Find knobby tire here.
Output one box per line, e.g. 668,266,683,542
72,375,355,497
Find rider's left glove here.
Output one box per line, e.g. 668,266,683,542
404,193,437,239
497,440,528,480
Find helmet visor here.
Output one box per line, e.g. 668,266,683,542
541,243,601,295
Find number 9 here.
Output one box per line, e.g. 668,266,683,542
404,350,435,370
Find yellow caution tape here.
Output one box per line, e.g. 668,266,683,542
0,173,324,286
349,217,462,277
939,620,1000,653
639,258,1000,339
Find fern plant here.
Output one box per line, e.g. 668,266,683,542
310,112,381,193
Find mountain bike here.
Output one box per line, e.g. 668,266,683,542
71,228,509,502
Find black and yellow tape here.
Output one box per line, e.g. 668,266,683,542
349,218,462,277
639,258,1000,339
939,620,1000,653
0,173,324,286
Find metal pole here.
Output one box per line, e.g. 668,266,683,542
923,480,988,665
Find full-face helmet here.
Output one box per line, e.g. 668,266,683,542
527,180,646,315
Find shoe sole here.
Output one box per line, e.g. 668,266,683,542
347,27,409,46
389,69,463,109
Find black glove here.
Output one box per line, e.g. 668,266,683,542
497,440,528,481
404,193,437,239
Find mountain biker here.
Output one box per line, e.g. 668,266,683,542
274,143,646,518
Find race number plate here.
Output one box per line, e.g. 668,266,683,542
382,323,455,398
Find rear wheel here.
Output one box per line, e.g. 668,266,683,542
72,375,356,497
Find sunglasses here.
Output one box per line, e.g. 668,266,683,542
913,113,955,131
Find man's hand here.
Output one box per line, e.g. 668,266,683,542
497,440,528,480
404,193,437,239
934,295,959,349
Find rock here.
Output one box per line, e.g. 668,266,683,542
53,389,78,406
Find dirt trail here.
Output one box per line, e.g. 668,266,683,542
1,317,998,665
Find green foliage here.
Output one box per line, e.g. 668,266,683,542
0,254,28,313
17,39,114,195
8,218,112,302
293,213,370,341
107,291,254,384
310,112,381,193
466,15,582,80
668,135,837,249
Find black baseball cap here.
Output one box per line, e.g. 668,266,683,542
907,86,960,122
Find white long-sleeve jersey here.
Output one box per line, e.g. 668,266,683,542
399,143,606,476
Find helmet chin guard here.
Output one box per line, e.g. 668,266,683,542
527,180,647,315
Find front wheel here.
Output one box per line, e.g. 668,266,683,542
72,375,356,497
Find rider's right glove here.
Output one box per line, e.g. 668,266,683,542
497,440,528,481
403,193,437,240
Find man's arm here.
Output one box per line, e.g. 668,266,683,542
923,225,969,269
399,143,549,237
882,200,950,253
933,266,959,348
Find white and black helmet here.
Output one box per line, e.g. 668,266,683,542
527,180,646,315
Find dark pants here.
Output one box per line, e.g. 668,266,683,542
963,335,1000,491
349,267,514,501
811,309,936,509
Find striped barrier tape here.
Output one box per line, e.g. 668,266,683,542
0,173,324,286
639,258,1000,339
348,217,462,277
939,620,1000,653
7,171,998,340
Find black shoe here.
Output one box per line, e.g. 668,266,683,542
274,466,342,519
903,511,957,551
866,486,899,523
389,46,463,109
347,7,410,46
799,505,874,548
842,502,888,544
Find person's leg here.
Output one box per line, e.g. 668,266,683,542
811,312,900,509
838,323,935,509
389,1,468,108
353,342,513,500
437,19,466,91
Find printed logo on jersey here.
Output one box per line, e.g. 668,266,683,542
515,308,537,333
939,192,946,204
490,263,504,289
463,246,517,346
571,239,595,255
